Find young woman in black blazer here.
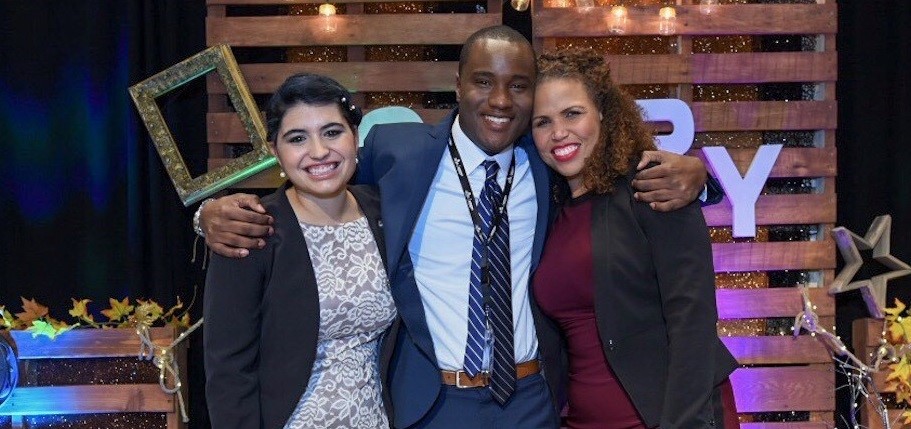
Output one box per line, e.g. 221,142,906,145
204,74,396,428
530,47,739,429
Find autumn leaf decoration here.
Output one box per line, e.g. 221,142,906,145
881,299,911,424
0,296,193,340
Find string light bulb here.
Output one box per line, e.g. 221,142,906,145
318,3,337,33
699,0,718,15
511,0,529,12
318,3,336,16
608,6,628,35
658,6,677,36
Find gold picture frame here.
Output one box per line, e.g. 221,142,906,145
129,44,275,206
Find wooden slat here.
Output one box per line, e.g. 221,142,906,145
611,52,837,84
703,194,836,227
721,336,831,365
207,15,500,46
862,401,907,429
216,164,283,189
207,53,837,96
853,318,886,349
9,327,175,359
694,147,836,178
208,110,450,143
0,384,174,415
692,101,837,132
208,62,458,95
730,365,834,412
713,241,835,272
717,287,834,319
207,98,836,132
534,4,837,37
871,371,895,393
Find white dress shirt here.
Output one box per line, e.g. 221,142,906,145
408,117,539,371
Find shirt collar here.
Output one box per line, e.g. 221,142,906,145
451,115,514,176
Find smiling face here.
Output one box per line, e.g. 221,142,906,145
456,38,536,155
272,102,358,201
532,77,602,195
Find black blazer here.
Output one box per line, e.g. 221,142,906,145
534,174,738,429
204,184,396,429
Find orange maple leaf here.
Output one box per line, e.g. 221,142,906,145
100,297,134,322
15,297,49,324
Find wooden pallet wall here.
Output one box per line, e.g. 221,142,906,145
533,0,837,426
206,0,502,187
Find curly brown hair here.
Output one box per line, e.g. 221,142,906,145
537,46,656,195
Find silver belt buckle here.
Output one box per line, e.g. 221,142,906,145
454,370,488,388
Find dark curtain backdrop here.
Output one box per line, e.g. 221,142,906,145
0,1,210,425
0,1,908,428
835,2,911,427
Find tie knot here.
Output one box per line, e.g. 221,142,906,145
483,160,500,182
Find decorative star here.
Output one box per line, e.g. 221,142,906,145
828,215,911,319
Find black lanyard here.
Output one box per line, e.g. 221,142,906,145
447,135,516,244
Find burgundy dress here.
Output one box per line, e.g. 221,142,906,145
533,195,738,429
533,196,646,429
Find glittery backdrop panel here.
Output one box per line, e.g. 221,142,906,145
19,358,159,387
554,36,676,55
694,131,764,149
718,319,767,337
716,272,769,289
22,414,167,429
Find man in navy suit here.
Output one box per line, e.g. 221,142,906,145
198,26,711,428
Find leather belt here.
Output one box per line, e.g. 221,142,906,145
441,360,541,388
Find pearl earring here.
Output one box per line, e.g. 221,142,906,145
279,170,286,178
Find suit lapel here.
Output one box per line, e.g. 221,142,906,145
377,113,453,362
590,194,615,349
269,184,321,422
384,113,453,276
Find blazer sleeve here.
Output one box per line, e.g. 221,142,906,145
204,247,270,429
632,196,719,428
356,125,379,186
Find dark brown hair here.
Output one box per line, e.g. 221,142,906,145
537,47,655,195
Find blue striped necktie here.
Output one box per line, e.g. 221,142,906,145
463,160,515,404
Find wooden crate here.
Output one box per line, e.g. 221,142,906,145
852,318,911,429
0,328,187,429
532,0,838,426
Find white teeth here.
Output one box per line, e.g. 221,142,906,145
306,163,337,175
554,145,579,157
485,115,509,124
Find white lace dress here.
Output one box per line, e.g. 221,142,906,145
283,216,397,429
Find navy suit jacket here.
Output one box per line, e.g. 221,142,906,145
357,110,553,428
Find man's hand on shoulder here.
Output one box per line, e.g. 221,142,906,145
201,193,273,258
631,150,708,212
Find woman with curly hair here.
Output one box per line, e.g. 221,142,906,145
530,47,739,428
